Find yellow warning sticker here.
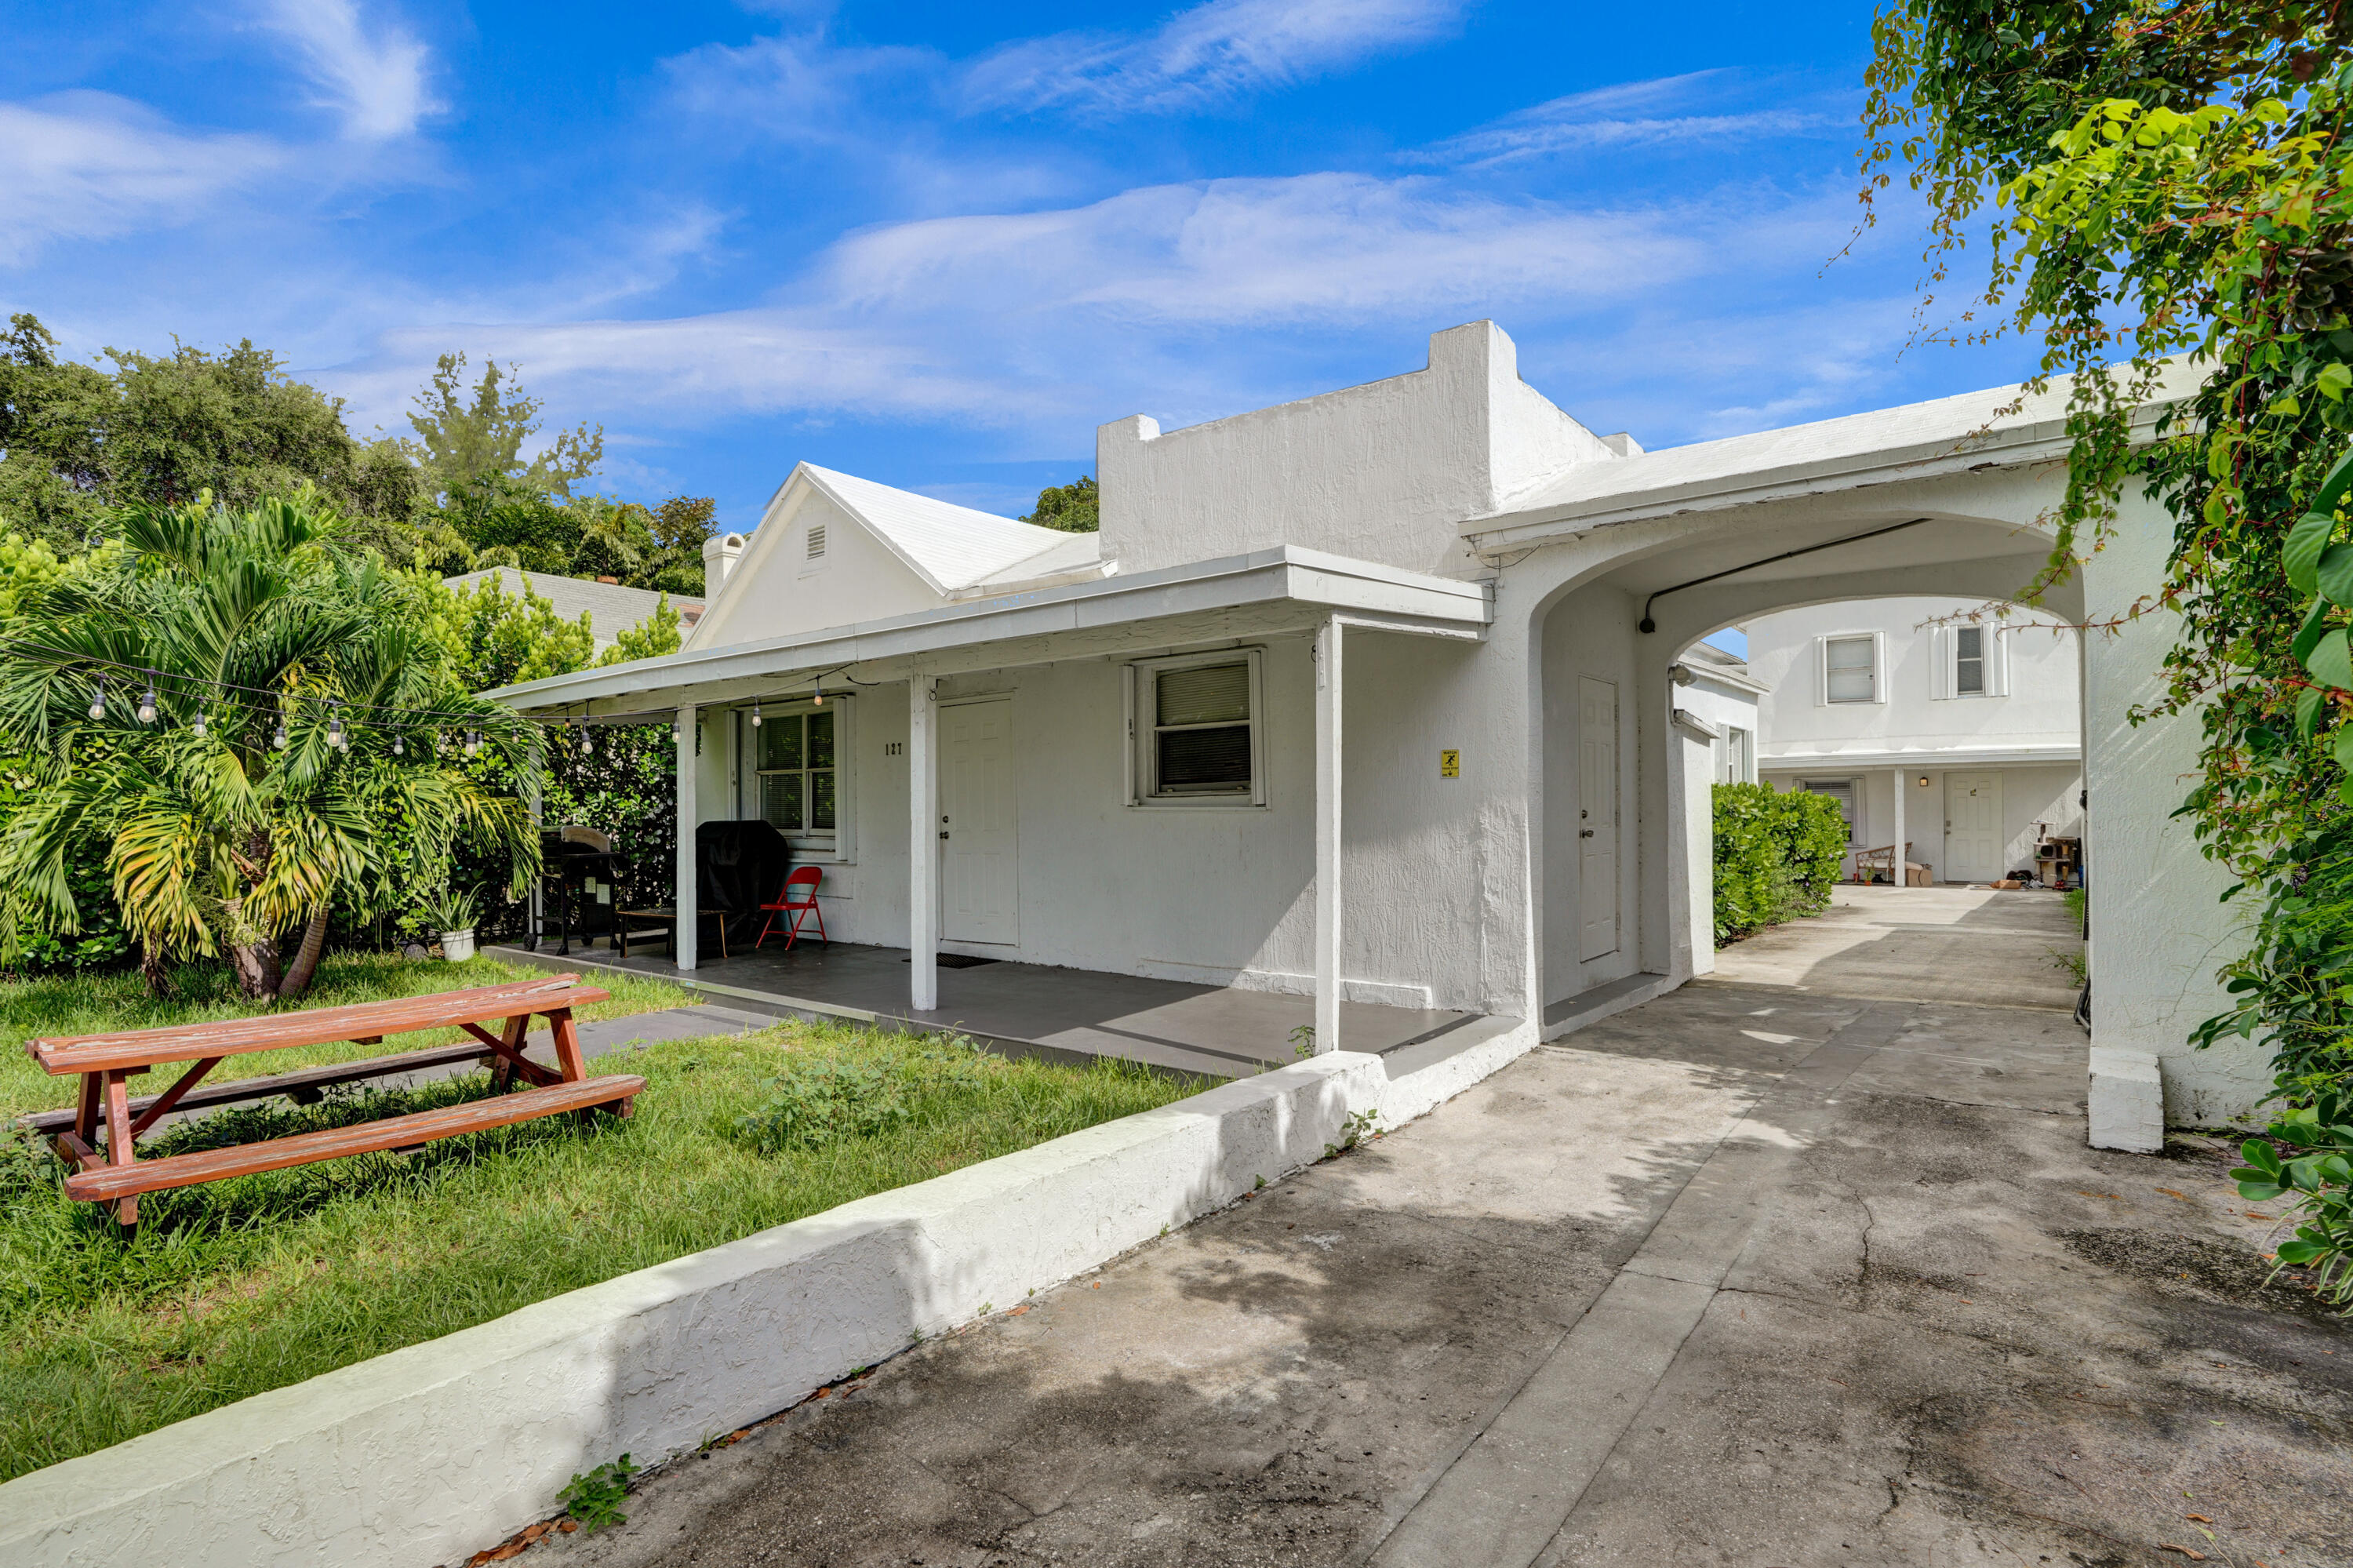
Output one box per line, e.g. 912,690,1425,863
1439,749,1460,778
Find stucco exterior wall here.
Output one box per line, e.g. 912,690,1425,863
1745,596,2081,766
1097,322,1615,583
2082,495,2264,1130
696,635,1522,1017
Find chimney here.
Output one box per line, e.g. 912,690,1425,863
701,532,746,595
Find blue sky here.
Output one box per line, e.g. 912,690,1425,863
1,1,2044,544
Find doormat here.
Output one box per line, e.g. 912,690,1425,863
904,954,999,969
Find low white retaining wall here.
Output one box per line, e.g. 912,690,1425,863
0,1025,1534,1568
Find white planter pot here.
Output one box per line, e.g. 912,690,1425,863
440,930,477,962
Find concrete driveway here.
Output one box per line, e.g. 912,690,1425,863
1707,885,2085,1011
517,922,2348,1568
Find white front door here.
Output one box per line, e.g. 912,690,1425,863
940,698,1018,944
1944,772,2005,883
1579,676,1620,962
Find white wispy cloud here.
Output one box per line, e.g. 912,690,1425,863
1416,71,1844,168
0,93,284,266
254,0,439,140
962,0,1467,115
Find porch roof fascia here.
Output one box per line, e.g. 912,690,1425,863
1457,363,2200,552
1760,742,2082,771
484,544,1490,717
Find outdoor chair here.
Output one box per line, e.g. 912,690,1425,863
756,865,827,951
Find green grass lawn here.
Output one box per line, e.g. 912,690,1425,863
0,958,1201,1483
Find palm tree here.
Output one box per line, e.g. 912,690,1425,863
0,489,540,999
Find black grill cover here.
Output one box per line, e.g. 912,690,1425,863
695,820,794,915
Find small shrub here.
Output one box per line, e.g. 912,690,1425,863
2231,1090,2353,1311
1713,783,1847,945
733,1036,995,1154
559,1453,639,1532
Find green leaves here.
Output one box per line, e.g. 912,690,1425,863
2318,543,2353,608
2306,628,2353,689
2320,363,2353,403
2288,511,2337,593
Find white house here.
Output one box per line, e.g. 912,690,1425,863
485,322,2253,1151
1742,598,2082,884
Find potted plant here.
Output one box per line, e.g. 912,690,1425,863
420,886,483,962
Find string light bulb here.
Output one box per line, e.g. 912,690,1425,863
464,729,481,758
192,709,209,740
88,679,107,722
811,683,824,707
670,717,680,741
272,714,289,750
327,701,346,751
579,726,593,757
751,701,762,728
392,732,404,756
136,672,158,725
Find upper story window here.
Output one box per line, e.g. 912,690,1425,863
1129,649,1266,806
1823,635,1878,704
1955,626,1985,695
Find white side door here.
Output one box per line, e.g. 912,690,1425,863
940,698,1018,944
1579,676,1620,962
1944,772,2005,883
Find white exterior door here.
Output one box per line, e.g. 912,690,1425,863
940,698,1018,944
1578,676,1620,962
1944,772,2005,883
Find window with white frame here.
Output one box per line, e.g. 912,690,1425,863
751,704,840,849
1955,625,1986,695
1129,650,1265,806
1804,779,1857,843
1823,635,1877,704
1718,726,1752,784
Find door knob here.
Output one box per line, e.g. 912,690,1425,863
1580,829,1595,839
940,831,950,839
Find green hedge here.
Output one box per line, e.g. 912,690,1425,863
1712,783,1848,946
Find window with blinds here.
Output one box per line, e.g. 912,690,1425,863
1955,625,1985,695
1131,650,1264,805
1824,635,1875,704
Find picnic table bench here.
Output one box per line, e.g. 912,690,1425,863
23,974,642,1231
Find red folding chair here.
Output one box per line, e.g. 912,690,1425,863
756,865,827,950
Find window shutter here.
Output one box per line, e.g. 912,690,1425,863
1929,626,1950,700
1873,631,1888,703
1988,624,2009,697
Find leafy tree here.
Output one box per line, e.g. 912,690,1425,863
1864,2,2353,1295
426,573,597,693
599,595,684,665
401,352,602,507
1023,474,1099,533
0,491,537,998
0,314,420,555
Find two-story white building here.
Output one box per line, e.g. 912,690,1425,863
484,322,2257,1150
1742,600,2082,884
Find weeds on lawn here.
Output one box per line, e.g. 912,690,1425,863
0,1011,1200,1483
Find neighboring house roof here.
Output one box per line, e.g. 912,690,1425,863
443,568,704,649
1678,640,1770,698
797,464,1107,595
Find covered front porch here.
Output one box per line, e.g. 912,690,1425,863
488,544,1526,1072
489,936,1519,1082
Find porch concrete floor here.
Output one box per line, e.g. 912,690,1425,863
1704,883,2084,1010
487,939,1515,1082
525,973,2351,1568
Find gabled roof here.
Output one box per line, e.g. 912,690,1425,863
442,568,703,649
797,464,1105,595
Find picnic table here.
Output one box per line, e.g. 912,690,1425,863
22,973,643,1231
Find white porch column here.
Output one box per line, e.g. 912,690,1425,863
1314,617,1344,1053
909,675,939,1011
1890,766,1907,890
525,731,544,946
675,706,697,971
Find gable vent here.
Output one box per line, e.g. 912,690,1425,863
806,523,827,560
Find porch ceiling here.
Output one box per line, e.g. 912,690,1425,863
486,544,1489,719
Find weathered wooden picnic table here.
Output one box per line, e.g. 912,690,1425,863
22,973,642,1230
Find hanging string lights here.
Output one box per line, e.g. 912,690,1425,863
192,709,208,740
87,678,106,722
136,671,158,724
326,701,347,751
